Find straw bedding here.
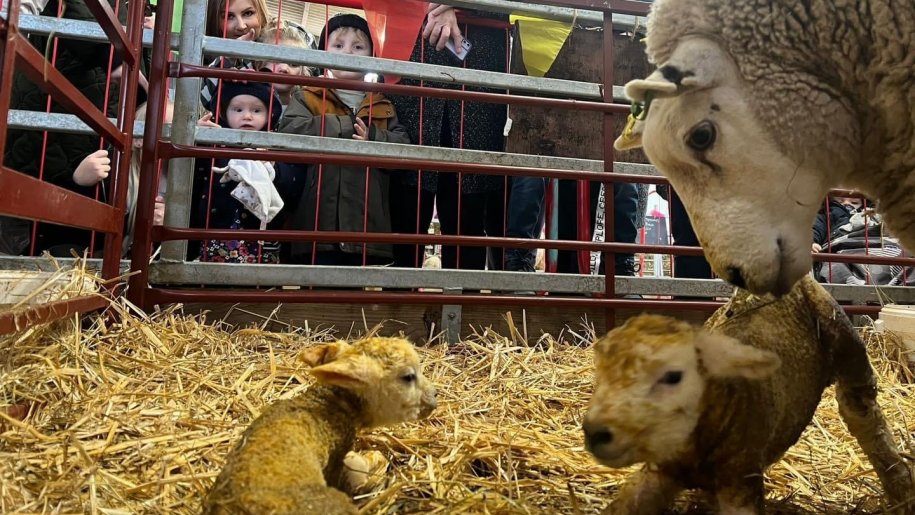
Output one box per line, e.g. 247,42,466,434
1,274,913,514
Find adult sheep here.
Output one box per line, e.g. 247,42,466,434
614,0,915,295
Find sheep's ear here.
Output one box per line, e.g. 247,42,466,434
623,69,679,103
309,354,378,390
297,340,350,367
695,332,781,379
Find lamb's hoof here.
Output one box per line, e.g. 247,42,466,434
343,450,389,494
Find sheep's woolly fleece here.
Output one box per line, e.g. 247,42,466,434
643,0,915,254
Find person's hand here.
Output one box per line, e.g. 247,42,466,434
353,117,369,141
153,195,165,225
423,3,463,52
811,242,822,253
237,28,256,41
73,149,111,187
198,112,221,128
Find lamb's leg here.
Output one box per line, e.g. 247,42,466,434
837,382,915,512
715,474,764,515
341,450,389,494
603,466,681,515
810,287,915,510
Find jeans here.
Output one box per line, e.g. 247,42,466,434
505,176,548,272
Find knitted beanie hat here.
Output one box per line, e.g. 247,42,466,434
211,80,284,130
318,13,373,53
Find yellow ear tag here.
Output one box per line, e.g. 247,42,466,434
617,91,655,147
619,113,639,147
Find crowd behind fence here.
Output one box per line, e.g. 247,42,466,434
2,0,914,336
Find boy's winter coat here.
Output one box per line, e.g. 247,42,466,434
278,86,410,261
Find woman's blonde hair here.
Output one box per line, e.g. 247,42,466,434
205,0,270,38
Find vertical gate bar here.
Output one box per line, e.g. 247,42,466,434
101,0,144,282
0,0,21,160
83,0,136,66
128,0,177,308
159,0,207,263
602,8,617,329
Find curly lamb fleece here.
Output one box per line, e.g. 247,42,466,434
631,0,914,291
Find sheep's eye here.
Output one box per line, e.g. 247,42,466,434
659,371,683,385
401,372,417,384
686,121,716,151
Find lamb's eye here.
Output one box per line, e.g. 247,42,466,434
686,121,716,151
659,371,683,385
401,373,417,384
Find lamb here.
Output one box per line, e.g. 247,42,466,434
613,0,915,296
203,337,437,515
583,275,914,514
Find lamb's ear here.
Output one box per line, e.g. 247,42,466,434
694,332,781,379
297,340,350,367
309,354,378,390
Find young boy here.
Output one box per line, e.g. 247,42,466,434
278,14,410,266
194,80,292,263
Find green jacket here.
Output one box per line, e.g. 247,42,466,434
278,87,410,261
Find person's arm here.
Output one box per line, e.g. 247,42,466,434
811,207,829,247
361,112,411,145
19,0,49,15
277,90,350,139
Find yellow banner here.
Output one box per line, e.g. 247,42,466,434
510,14,573,77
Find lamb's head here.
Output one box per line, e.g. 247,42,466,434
615,37,854,295
583,314,780,468
298,337,437,427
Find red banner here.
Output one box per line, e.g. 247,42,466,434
362,0,428,83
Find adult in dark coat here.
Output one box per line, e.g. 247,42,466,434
387,5,508,270
2,0,147,256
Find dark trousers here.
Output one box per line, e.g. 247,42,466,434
436,172,506,271
505,176,548,272
555,180,640,275
668,190,713,279
390,178,436,268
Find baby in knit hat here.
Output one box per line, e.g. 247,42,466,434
194,81,294,264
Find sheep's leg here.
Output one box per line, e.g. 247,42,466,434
837,382,915,511
714,474,764,515
809,287,915,510
603,466,681,515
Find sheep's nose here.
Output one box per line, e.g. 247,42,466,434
583,420,613,451
726,266,747,289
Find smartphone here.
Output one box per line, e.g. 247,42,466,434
445,37,472,61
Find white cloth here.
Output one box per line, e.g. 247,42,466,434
212,159,284,230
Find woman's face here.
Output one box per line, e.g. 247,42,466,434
220,0,261,39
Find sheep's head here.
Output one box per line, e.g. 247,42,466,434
615,36,855,295
298,337,437,427
583,314,780,468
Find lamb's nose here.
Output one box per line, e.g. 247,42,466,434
583,420,613,451
726,266,747,289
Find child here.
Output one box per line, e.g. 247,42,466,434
256,19,317,110
195,81,291,263
278,14,410,266
71,101,214,257
201,0,270,107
